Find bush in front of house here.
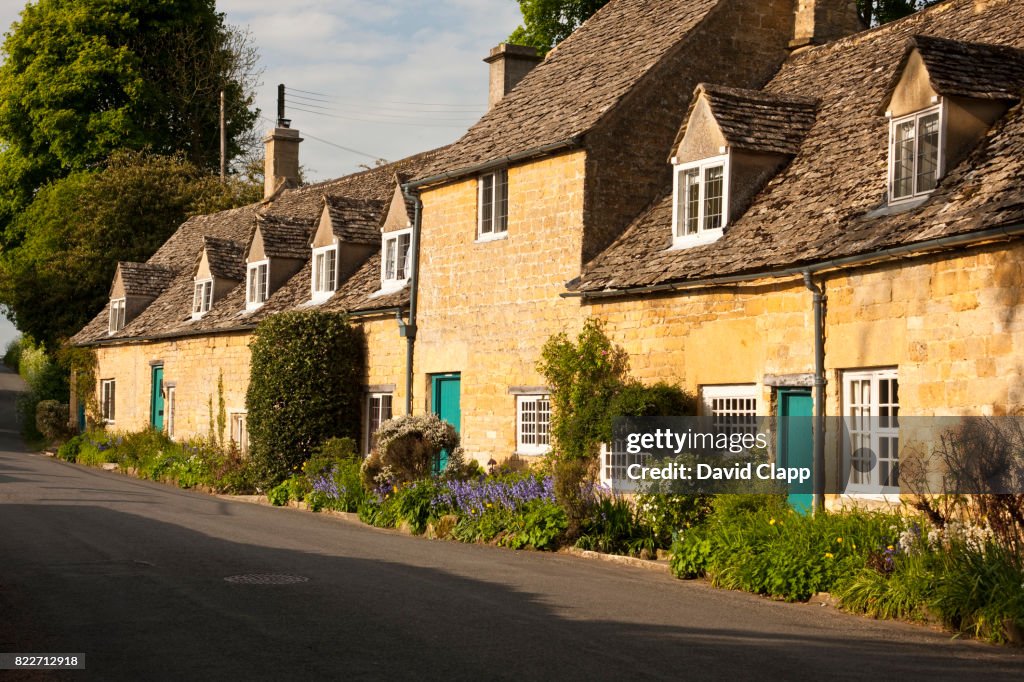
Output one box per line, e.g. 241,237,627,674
3,337,22,368
35,399,72,444
246,310,365,489
360,413,461,488
14,336,69,443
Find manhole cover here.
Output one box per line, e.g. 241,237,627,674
223,574,309,585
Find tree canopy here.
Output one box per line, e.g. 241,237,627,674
0,0,260,243
509,0,942,54
0,151,259,350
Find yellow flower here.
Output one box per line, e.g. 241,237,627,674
485,502,492,508
836,537,843,543
887,545,894,551
824,552,834,559
769,518,776,525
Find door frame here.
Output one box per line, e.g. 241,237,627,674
777,387,813,512
430,373,461,473
150,364,165,431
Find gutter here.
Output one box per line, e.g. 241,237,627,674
402,136,584,192
77,306,406,348
562,222,1024,300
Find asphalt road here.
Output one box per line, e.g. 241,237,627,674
0,366,1022,681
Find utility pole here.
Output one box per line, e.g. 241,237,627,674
219,90,226,181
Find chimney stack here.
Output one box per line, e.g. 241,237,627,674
791,0,864,51
263,126,302,200
484,43,542,110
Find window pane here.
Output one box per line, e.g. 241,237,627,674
326,249,336,291
496,170,508,232
203,282,212,311
385,239,396,280
916,113,940,194
683,169,699,236
893,119,915,199
259,264,268,301
396,234,411,280
314,253,324,292
703,165,723,231
248,269,256,302
480,174,494,234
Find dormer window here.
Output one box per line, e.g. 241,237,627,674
478,169,508,239
246,260,269,309
108,298,126,334
311,245,337,300
192,279,213,319
381,229,412,290
889,105,942,202
672,154,728,247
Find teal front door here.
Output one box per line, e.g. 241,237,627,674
431,373,461,473
778,389,813,512
150,365,165,431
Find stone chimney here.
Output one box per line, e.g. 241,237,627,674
263,125,302,199
791,0,864,51
484,43,542,110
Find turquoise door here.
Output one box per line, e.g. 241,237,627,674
150,366,165,431
431,373,461,473
778,389,813,512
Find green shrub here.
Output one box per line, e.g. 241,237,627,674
267,481,291,506
57,433,86,462
35,400,71,443
3,337,22,368
14,337,69,442
635,493,713,548
577,495,655,556
246,311,365,488
537,318,629,462
670,496,900,602
607,380,696,423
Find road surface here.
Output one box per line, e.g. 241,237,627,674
0,366,1021,680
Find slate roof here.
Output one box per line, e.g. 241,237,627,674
72,147,447,345
572,0,1024,294
254,216,313,260
201,236,245,281
323,196,386,245
414,0,720,181
894,34,1024,105
115,262,176,298
675,83,818,157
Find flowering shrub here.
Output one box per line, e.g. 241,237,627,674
360,413,461,487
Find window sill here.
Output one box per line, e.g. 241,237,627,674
669,229,723,250
370,281,409,298
475,232,508,244
515,447,551,457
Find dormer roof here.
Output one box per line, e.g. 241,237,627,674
321,196,386,245
251,216,313,260
674,83,818,158
879,35,1024,114
112,262,175,298
200,236,246,281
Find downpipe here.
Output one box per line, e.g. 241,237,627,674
803,271,826,514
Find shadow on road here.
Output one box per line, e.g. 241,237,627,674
1,503,1020,682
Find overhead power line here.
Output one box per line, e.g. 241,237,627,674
259,116,381,160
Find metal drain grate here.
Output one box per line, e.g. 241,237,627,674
223,574,309,585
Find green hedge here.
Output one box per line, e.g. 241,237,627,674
246,311,365,488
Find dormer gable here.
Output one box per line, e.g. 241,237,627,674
192,236,244,319
245,216,311,309
669,83,816,247
879,35,1024,204
308,195,384,301
377,176,416,294
108,262,175,334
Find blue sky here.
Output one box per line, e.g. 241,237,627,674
0,0,524,347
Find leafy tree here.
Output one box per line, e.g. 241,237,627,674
0,0,260,244
509,0,941,54
0,151,259,349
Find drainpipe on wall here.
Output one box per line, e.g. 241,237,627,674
803,271,827,514
398,191,422,416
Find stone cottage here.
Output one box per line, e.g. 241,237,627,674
72,0,1024,504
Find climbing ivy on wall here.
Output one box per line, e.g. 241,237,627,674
246,311,365,488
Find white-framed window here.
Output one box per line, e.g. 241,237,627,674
100,379,116,423
478,169,508,239
889,105,942,203
381,229,412,290
108,298,126,334
230,412,249,456
843,369,900,494
516,395,551,455
365,393,393,455
312,245,338,300
701,384,758,437
165,385,176,438
672,154,728,247
192,279,213,318
246,260,269,309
